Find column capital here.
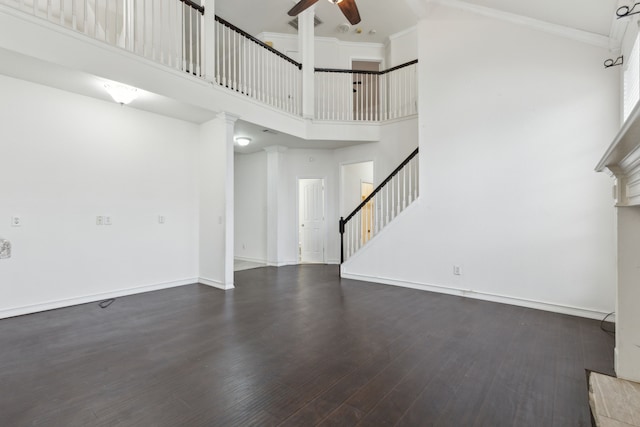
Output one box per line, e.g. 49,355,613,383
216,111,240,124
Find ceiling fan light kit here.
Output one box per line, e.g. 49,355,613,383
337,23,350,33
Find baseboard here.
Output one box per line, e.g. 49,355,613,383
340,272,610,320
234,256,267,264
266,261,299,267
199,277,234,290
0,278,198,320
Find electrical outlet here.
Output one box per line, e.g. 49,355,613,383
96,216,104,225
11,216,21,227
158,215,165,224
104,216,112,226
453,265,462,276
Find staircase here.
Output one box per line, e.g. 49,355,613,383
340,147,419,263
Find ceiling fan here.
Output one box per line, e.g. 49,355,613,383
288,0,361,25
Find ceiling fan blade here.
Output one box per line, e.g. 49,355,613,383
288,0,320,16
338,0,361,25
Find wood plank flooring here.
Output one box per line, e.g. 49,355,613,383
0,265,614,426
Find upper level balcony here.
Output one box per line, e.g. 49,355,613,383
0,0,417,142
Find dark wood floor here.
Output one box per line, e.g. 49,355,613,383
0,265,614,426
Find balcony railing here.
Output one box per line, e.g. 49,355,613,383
214,16,302,116
2,1,417,122
3,0,205,76
315,60,418,122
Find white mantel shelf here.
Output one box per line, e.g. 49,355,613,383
597,102,640,207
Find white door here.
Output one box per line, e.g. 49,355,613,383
299,179,325,263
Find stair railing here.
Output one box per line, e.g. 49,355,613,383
339,147,419,263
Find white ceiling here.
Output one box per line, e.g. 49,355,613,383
0,48,217,124
215,0,619,45
233,120,372,154
457,0,619,37
215,0,418,44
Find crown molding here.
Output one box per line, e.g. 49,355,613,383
388,26,417,41
433,0,611,49
257,31,385,49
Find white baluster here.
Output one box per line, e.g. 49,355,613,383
105,0,109,41
397,174,401,215
367,72,371,121
243,38,247,95
360,72,364,121
216,21,221,82
415,156,419,200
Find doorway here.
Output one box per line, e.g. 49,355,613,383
298,178,325,264
352,60,381,121
361,181,374,244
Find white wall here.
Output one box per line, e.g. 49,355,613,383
279,149,339,264
258,32,385,69
315,38,385,69
234,151,267,262
341,161,374,217
386,27,418,67
198,114,235,289
233,117,419,267
343,7,619,318
0,75,200,318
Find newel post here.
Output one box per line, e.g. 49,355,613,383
202,0,216,83
339,217,345,265
299,6,315,119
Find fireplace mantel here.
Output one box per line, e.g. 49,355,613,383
596,105,640,383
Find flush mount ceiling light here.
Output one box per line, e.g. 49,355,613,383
104,83,139,105
235,137,251,147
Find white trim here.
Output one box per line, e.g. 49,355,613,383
388,26,417,41
340,272,610,320
257,32,386,50
199,277,234,290
434,0,610,49
266,260,299,267
0,278,198,320
234,256,267,264
314,36,386,49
